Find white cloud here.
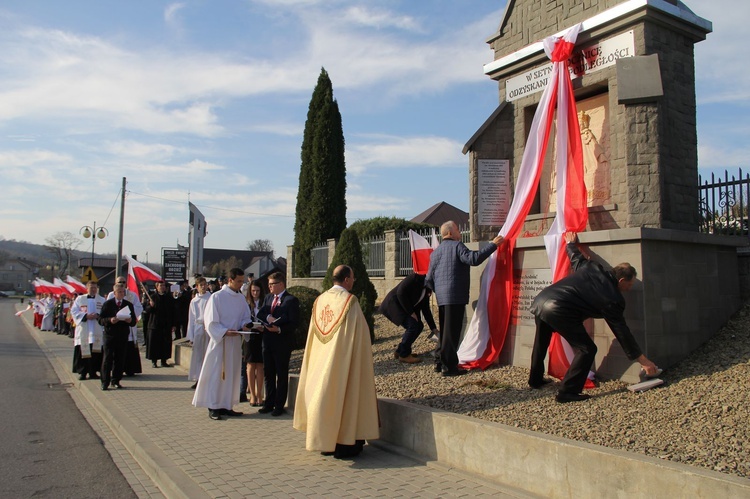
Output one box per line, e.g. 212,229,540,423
164,3,185,25
341,6,422,32
694,2,750,104
346,135,465,174
100,140,180,159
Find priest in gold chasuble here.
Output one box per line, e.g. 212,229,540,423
293,265,379,457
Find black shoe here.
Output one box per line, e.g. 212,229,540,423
239,393,248,403
208,409,222,420
320,451,336,456
223,409,244,417
257,406,274,414
555,392,591,403
152,362,158,368
112,382,124,389
271,408,286,417
90,374,100,380
333,443,362,459
434,363,442,373
101,384,109,391
160,361,172,368
529,378,553,389
79,374,87,381
442,368,468,377
190,382,197,390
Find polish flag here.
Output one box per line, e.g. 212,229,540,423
66,275,88,294
125,255,163,283
34,278,63,295
53,277,77,296
430,228,440,249
408,230,434,275
459,24,588,370
126,260,140,296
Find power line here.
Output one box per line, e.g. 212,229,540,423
127,190,294,218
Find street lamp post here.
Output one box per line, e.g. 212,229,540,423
80,222,108,272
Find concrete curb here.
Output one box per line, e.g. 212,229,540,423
378,397,750,498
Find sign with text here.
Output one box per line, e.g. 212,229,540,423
506,30,635,102
477,159,511,226
162,248,188,283
511,268,553,325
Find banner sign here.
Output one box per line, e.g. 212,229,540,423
506,30,635,102
162,248,188,282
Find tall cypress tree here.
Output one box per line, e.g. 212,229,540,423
293,68,347,277
322,227,377,342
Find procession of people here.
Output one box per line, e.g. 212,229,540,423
19,227,660,460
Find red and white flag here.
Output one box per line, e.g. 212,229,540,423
125,255,162,283
66,275,87,294
34,278,63,295
408,230,434,275
53,277,77,296
126,260,140,296
458,24,588,370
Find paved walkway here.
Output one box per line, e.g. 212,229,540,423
19,307,528,499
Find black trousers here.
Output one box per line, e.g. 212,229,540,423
529,314,597,394
437,304,465,371
73,344,102,377
101,334,128,387
262,344,291,410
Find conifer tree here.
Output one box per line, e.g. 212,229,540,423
293,68,347,277
322,228,377,342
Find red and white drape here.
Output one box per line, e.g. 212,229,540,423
459,23,588,370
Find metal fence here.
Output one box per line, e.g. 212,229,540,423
699,169,750,236
396,225,470,276
362,234,386,277
310,242,329,277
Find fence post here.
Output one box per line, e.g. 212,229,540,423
327,238,337,268
384,230,397,281
286,244,294,284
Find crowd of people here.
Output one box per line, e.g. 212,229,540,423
24,223,661,459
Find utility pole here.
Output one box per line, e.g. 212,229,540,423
116,177,126,278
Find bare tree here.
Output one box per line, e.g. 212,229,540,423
246,239,274,255
45,231,82,277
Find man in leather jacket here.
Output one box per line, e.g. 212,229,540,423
529,232,658,403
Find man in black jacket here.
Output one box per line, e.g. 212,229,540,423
529,232,659,403
99,283,136,390
257,272,300,417
379,273,438,364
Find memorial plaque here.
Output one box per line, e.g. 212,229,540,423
477,159,511,226
511,268,553,325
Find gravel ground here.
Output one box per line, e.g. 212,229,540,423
291,300,750,479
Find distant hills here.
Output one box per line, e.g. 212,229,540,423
0,238,101,265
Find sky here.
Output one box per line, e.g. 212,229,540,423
0,0,747,267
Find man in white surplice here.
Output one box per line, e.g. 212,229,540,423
192,268,252,420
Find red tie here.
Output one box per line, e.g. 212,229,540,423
271,295,279,313
117,301,122,307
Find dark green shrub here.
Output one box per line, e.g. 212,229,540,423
322,228,377,342
287,285,321,350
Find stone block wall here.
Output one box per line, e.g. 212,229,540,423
496,228,744,383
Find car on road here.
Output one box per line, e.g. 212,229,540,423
23,291,33,296
0,291,11,298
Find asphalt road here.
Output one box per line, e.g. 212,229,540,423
0,300,137,498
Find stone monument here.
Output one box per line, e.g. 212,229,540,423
463,0,745,382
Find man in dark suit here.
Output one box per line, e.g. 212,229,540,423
98,283,137,391
258,272,300,417
379,273,438,364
